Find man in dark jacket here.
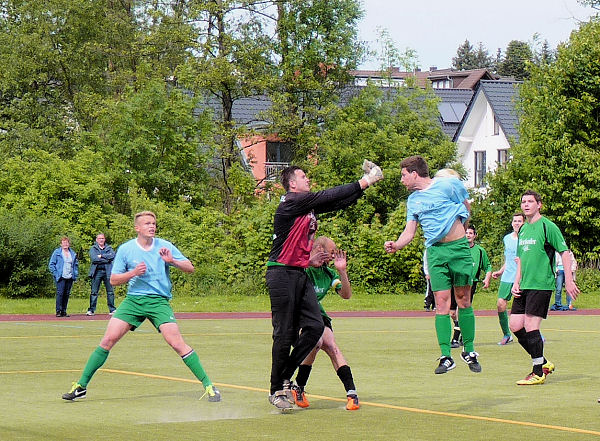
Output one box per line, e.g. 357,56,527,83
266,161,383,410
87,233,116,316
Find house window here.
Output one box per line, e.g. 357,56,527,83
265,141,293,181
474,151,486,187
497,149,508,167
493,115,500,136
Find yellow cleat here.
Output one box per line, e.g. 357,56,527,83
542,360,555,375
516,372,546,385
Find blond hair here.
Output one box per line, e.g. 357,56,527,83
134,211,156,224
434,168,461,178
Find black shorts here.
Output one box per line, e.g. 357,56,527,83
323,315,332,330
510,289,552,319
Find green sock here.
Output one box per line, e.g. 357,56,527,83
435,314,453,357
182,350,211,387
79,346,110,387
458,306,476,353
498,310,510,336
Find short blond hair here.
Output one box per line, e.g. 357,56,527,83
435,168,461,178
134,211,156,224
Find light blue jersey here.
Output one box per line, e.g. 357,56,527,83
112,237,187,299
406,177,469,247
500,233,518,283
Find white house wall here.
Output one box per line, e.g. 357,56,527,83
456,96,511,189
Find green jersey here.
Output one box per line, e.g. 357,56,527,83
517,216,568,290
305,266,342,320
469,244,491,282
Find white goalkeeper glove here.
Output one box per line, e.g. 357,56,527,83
362,159,383,185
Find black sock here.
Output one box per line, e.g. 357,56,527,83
295,365,312,390
452,319,461,341
336,365,356,394
514,328,531,355
526,330,545,376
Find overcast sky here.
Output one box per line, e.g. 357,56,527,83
357,0,597,70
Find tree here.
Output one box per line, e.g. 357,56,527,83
496,40,533,80
473,20,600,263
307,84,457,290
452,40,493,70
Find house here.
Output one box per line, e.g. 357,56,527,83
204,68,513,186
349,67,497,90
453,80,521,189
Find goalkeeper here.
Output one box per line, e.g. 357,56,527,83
266,160,383,410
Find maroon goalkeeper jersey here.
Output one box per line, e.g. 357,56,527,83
267,182,364,268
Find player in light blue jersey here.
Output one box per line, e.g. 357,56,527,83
491,213,524,345
62,211,221,402
385,156,480,375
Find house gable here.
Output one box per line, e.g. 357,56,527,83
454,80,521,188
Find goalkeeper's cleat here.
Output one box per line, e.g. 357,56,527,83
542,360,555,376
450,339,461,349
516,372,546,385
62,382,87,401
434,356,456,374
346,394,360,411
282,379,294,402
202,384,221,402
460,351,482,373
269,390,293,410
291,384,309,408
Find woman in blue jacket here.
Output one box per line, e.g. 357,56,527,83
49,237,79,317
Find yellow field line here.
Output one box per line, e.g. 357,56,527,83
3,368,598,436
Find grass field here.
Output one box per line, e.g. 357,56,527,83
2,314,600,441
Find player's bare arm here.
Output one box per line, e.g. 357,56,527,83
158,247,194,273
560,250,580,300
385,220,418,253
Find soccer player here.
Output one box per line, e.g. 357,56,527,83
450,225,492,348
491,213,525,345
291,236,360,411
62,211,221,402
266,161,382,410
384,155,480,375
510,190,579,385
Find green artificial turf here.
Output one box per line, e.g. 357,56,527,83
1,315,599,440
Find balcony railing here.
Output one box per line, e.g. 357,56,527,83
265,162,289,181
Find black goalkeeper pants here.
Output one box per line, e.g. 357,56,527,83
266,265,324,395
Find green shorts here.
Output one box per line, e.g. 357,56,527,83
113,295,177,332
497,281,513,301
427,237,473,292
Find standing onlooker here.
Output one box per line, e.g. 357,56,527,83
510,190,579,385
491,213,525,345
266,161,383,410
87,233,116,316
551,250,578,311
49,236,79,317
384,156,480,375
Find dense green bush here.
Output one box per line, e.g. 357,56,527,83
0,209,78,297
